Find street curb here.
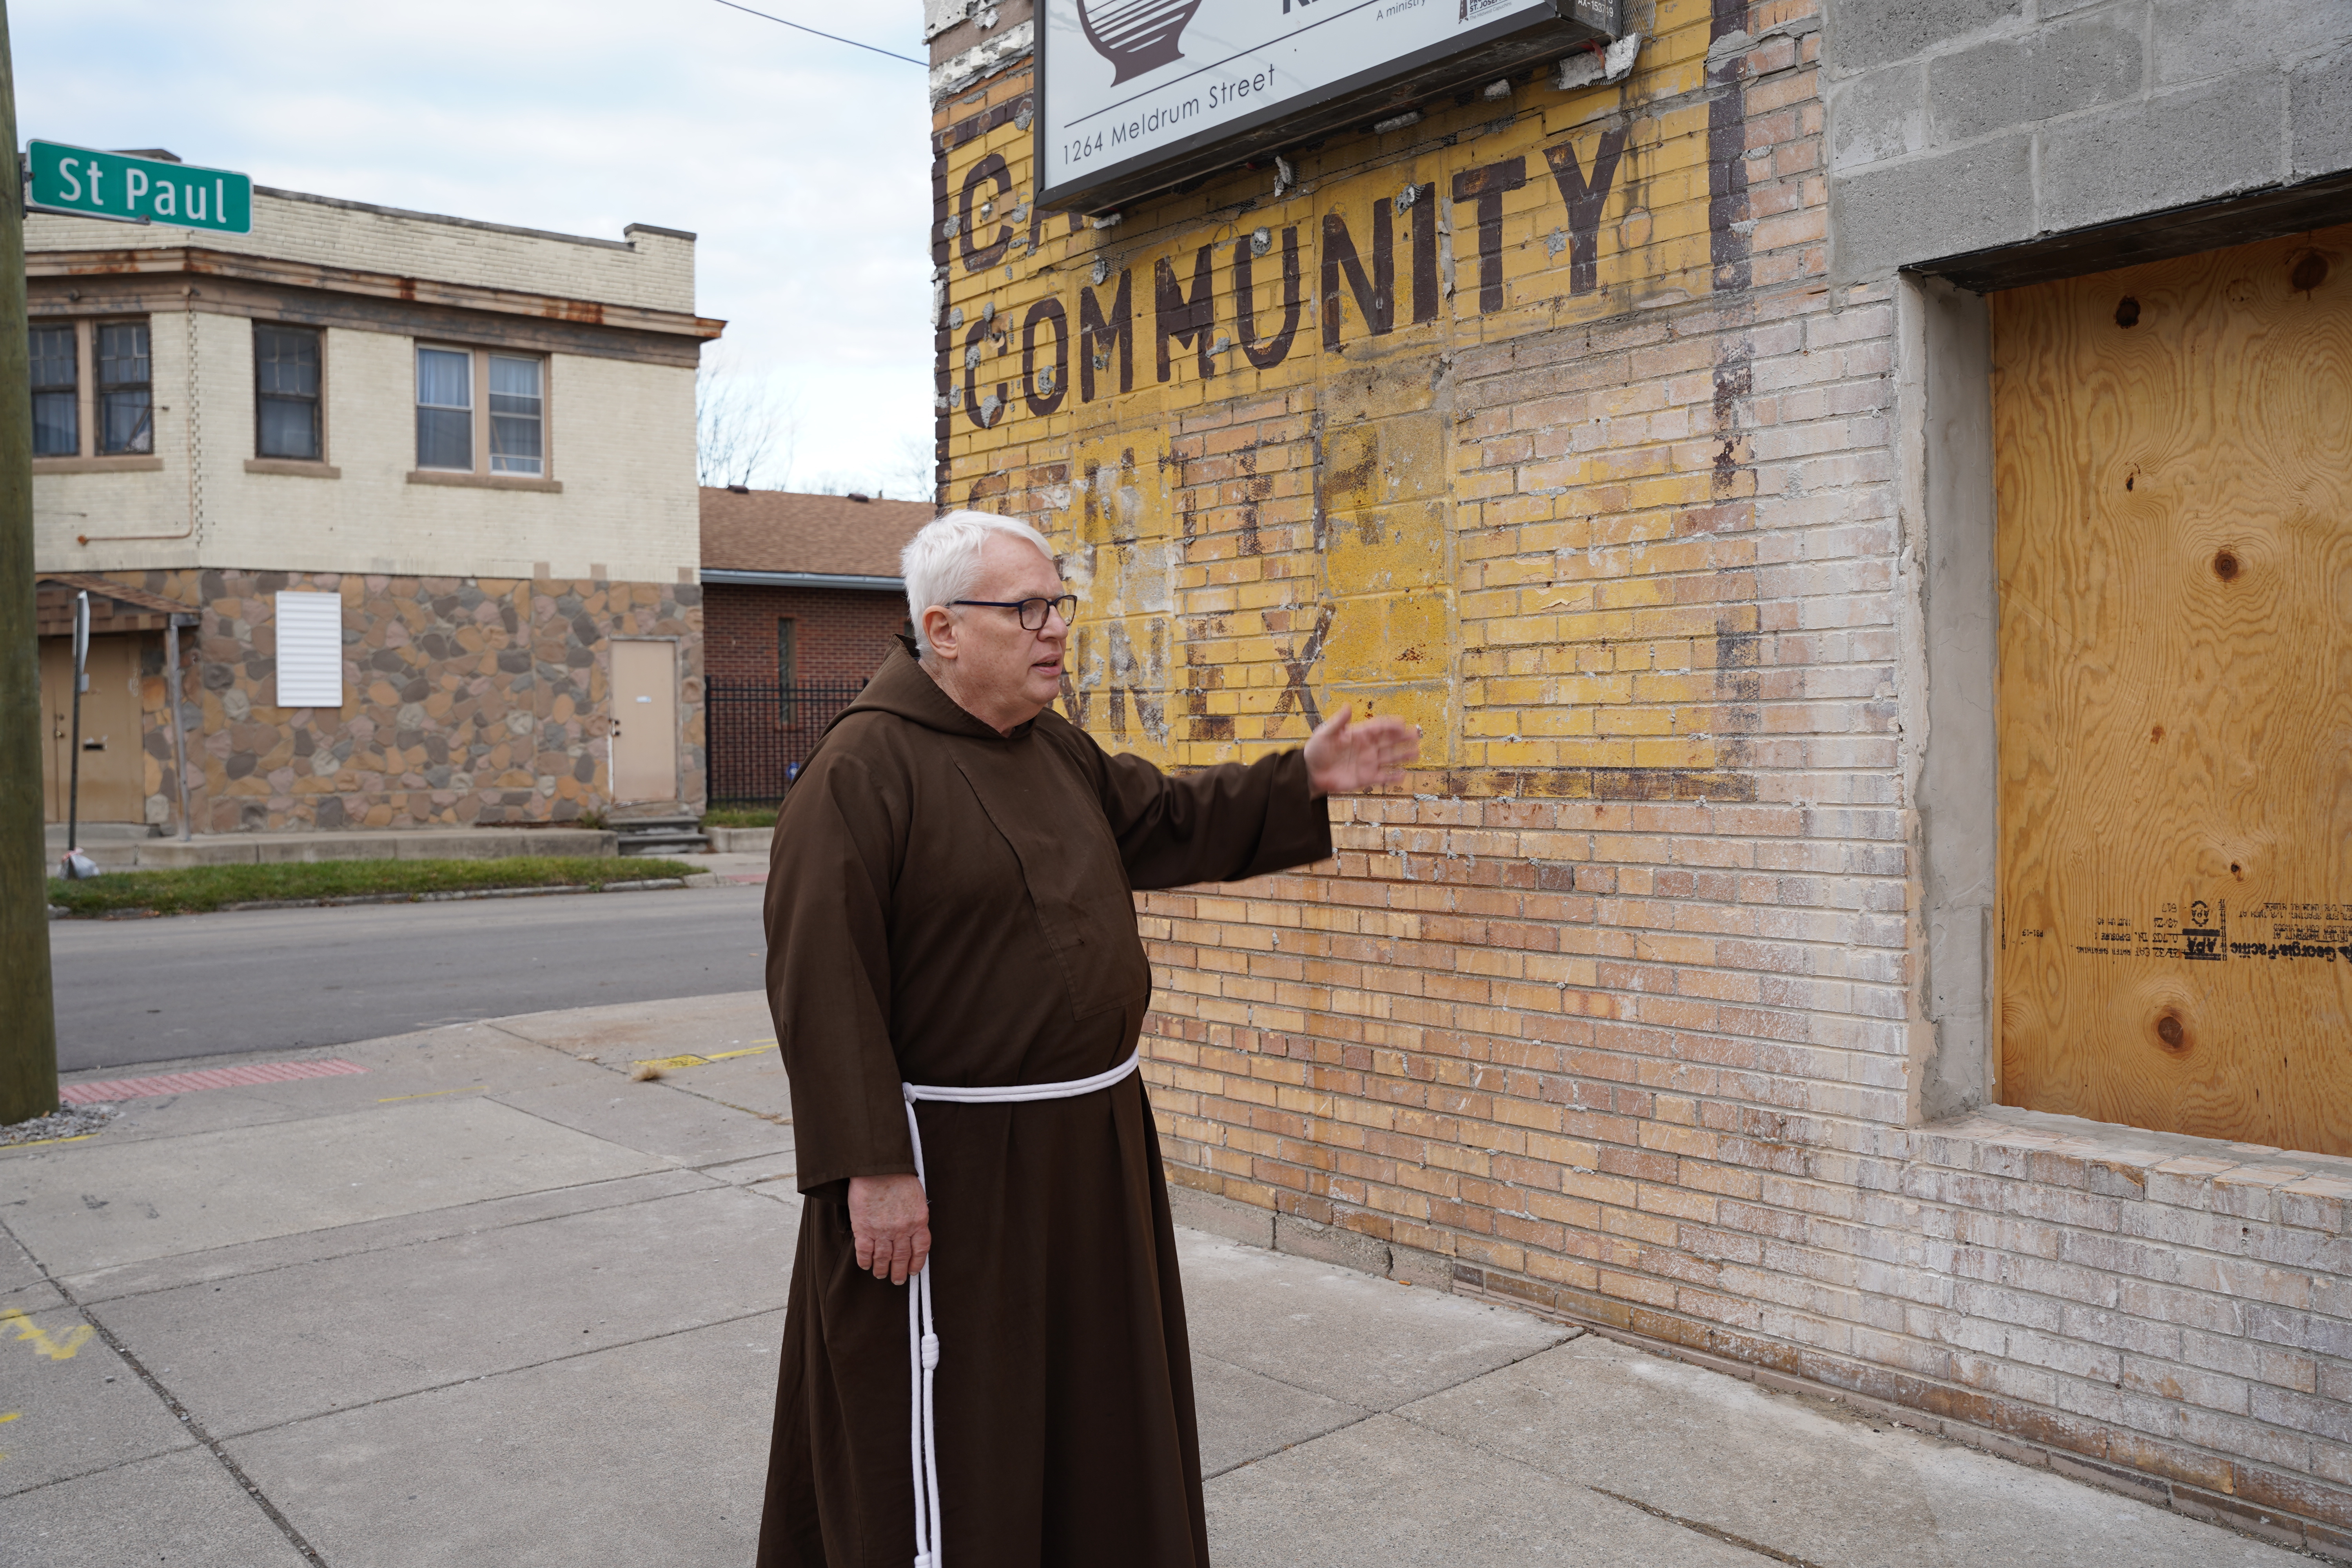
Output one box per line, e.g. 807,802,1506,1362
49,878,688,921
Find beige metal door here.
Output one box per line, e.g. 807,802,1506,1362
610,641,677,804
41,635,145,823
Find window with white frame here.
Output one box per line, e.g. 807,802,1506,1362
488,354,543,475
414,344,550,479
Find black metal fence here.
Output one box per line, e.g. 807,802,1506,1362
706,679,866,806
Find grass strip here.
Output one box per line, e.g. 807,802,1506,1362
703,806,778,828
47,857,705,918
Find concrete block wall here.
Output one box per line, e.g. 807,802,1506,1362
930,0,2352,1542
702,584,908,686
1824,0,2352,283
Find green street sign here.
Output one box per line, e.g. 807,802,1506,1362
27,142,252,234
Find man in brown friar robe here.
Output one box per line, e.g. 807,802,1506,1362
757,511,1417,1567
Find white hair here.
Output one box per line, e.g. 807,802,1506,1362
902,510,1058,658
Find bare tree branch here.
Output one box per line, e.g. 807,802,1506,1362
697,358,795,489
888,434,938,508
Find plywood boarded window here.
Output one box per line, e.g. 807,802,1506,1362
1993,223,2352,1155
275,591,345,710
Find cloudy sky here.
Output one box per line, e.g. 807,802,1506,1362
15,0,936,497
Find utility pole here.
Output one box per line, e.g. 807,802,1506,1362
0,0,61,1126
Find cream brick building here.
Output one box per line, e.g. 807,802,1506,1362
29,158,719,833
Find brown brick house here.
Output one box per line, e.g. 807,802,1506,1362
699,486,929,802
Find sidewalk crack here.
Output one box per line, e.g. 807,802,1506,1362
205,1302,792,1444
60,1169,722,1306
1200,1402,1385,1481
0,1213,333,1565
1584,1485,1824,1567
1192,1328,1581,1481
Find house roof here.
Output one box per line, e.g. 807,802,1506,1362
699,488,934,582
36,573,195,637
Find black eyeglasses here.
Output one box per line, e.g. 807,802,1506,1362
951,595,1078,631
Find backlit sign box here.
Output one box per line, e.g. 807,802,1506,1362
1037,0,1618,212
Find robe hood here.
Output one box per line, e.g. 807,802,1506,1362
831,635,1038,743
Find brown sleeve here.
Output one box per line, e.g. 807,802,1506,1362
761,738,916,1195
1090,742,1334,893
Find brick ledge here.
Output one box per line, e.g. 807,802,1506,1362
407,468,562,494
1923,1100,2352,1191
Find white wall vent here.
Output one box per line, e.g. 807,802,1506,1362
275,591,345,709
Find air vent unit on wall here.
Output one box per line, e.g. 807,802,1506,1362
275,591,345,709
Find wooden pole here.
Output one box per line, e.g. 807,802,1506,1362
0,0,62,1125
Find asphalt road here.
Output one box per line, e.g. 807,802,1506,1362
47,884,770,1073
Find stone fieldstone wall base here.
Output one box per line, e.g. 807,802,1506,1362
104,567,704,833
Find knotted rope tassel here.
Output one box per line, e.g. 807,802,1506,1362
897,1049,1142,1568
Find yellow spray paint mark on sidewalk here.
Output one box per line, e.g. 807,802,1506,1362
2,1308,92,1361
0,1407,18,1460
630,1045,775,1073
0,1132,102,1153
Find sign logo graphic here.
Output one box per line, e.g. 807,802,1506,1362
1076,0,1203,83
2183,900,2223,961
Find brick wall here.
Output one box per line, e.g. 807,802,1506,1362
33,312,700,586
26,189,696,313
929,0,2352,1548
702,583,908,686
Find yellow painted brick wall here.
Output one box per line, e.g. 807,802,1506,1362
932,0,1853,1269
937,2,1800,784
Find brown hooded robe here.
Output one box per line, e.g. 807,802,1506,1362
757,641,1331,1568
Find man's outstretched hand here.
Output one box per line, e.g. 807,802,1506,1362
848,1172,931,1286
1304,704,1421,797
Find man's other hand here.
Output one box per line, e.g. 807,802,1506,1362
1305,704,1421,797
848,1173,932,1286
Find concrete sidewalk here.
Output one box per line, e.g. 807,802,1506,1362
0,996,2295,1567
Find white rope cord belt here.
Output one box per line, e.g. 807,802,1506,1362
897,1047,1141,1568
